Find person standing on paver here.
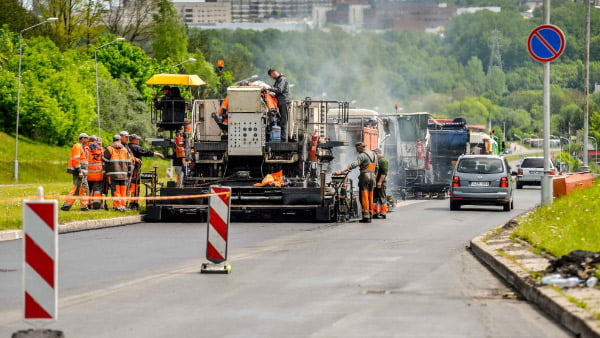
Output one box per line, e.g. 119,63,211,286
372,148,388,219
334,142,377,223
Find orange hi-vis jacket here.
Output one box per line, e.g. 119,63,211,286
262,92,279,112
218,97,229,125
103,142,131,181
67,142,87,174
85,142,104,181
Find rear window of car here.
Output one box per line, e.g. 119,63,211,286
521,158,544,168
457,158,504,174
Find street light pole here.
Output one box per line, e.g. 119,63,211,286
170,57,197,73
583,0,591,169
14,17,57,182
95,37,125,137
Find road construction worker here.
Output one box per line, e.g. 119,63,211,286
334,142,377,223
104,135,132,212
119,131,137,202
62,133,90,211
267,68,291,141
214,96,229,133
127,134,165,210
85,135,105,210
153,85,171,111
372,148,388,219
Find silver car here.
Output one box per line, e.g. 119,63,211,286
449,155,515,211
516,157,555,189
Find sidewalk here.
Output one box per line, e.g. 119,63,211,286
471,221,600,338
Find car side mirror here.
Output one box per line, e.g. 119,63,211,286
511,171,518,176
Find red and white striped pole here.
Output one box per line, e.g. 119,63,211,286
23,188,58,322
201,185,232,274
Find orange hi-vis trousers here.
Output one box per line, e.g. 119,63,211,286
128,168,140,204
373,182,388,215
372,203,388,214
110,180,127,208
88,180,103,209
360,189,374,218
358,171,376,219
128,183,140,203
65,174,88,207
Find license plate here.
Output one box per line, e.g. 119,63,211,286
469,181,490,187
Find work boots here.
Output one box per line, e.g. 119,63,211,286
359,218,372,223
60,204,72,211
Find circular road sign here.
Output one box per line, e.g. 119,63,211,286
527,24,566,62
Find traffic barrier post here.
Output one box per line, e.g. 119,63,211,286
15,187,64,337
201,185,232,274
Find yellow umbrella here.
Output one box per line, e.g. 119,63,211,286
145,74,206,86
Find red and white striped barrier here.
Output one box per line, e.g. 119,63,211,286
23,197,58,321
201,185,231,274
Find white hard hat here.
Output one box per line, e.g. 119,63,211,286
79,133,89,139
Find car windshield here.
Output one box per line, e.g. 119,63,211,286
521,158,544,168
457,158,504,174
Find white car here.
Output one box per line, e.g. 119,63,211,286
516,157,555,189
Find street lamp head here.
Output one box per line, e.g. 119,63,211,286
115,37,125,42
187,57,197,62
46,17,58,22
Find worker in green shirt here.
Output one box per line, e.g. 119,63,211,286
373,148,388,219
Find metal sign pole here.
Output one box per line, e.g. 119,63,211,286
541,0,553,205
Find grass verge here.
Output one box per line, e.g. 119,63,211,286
0,131,171,185
514,180,600,257
0,183,141,231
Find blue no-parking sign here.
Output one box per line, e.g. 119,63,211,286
527,25,566,62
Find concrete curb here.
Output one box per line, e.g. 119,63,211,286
470,233,600,338
0,215,143,242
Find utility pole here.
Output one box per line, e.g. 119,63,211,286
583,0,590,170
487,27,503,135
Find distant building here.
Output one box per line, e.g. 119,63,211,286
189,20,310,31
324,0,500,32
172,1,232,24
228,0,331,22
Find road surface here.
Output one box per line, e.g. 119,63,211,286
0,187,572,337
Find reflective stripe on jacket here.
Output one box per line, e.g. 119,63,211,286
103,142,131,180
86,142,104,181
67,142,87,173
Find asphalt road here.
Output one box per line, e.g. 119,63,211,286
0,187,572,337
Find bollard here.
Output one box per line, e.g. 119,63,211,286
15,188,63,337
201,186,232,274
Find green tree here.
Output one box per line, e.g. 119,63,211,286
464,56,486,95
151,0,187,61
0,0,40,33
484,66,508,101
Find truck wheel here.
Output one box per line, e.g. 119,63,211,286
450,200,461,211
516,181,523,189
503,202,510,211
